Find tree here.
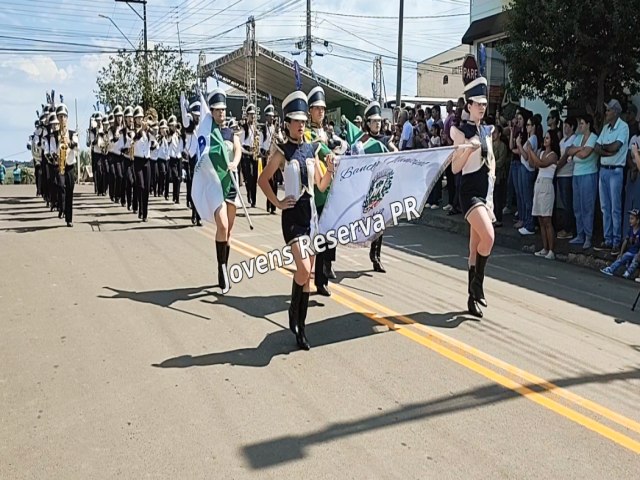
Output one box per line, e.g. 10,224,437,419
96,43,197,120
499,0,640,122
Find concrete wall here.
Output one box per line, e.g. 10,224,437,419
417,45,471,98
471,0,509,22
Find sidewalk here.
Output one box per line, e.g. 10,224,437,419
417,205,618,274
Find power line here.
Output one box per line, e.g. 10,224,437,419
314,10,468,20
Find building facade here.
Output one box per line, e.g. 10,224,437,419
417,45,471,99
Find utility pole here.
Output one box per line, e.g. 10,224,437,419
115,0,148,108
373,56,382,105
306,0,312,68
395,0,404,112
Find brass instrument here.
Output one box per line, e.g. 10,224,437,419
128,128,135,160
59,121,68,174
253,117,260,162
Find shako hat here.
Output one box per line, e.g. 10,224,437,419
307,85,326,108
364,101,382,121
283,91,308,121
207,88,226,109
464,77,488,104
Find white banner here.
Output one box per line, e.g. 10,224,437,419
318,147,454,247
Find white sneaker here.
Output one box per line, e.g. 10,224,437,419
534,249,549,257
431,204,439,209
545,251,556,260
519,227,535,236
443,204,453,211
502,207,513,215
425,203,431,208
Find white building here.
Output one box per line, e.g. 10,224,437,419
417,45,472,99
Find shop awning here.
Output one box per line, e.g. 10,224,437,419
461,11,508,45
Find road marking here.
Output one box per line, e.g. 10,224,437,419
202,233,640,453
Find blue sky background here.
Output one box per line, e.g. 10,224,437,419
0,0,469,162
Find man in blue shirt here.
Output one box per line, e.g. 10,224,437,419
594,99,629,254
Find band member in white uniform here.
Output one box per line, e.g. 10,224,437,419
156,119,169,198
132,106,152,222
260,104,280,214
258,90,336,350
450,76,496,318
55,103,78,227
240,104,261,207
181,94,202,224
167,115,183,204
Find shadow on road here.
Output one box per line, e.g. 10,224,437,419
0,224,67,233
238,367,640,469
152,312,385,369
98,285,215,320
152,306,478,370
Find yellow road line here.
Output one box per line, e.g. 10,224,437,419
229,236,640,437
198,229,640,453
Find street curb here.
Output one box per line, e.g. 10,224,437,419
415,209,614,274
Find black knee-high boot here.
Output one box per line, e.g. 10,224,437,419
216,241,230,294
289,280,303,335
297,291,310,350
470,254,488,307
467,267,483,318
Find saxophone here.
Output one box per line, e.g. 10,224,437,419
58,122,68,174
253,119,260,162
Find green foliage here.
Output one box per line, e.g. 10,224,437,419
96,43,197,120
499,0,640,118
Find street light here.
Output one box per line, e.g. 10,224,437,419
98,14,136,50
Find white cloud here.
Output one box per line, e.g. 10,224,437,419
4,56,74,84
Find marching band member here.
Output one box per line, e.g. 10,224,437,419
304,86,345,296
194,86,242,294
450,76,496,318
260,104,280,214
45,112,60,212
87,112,98,195
181,94,202,225
168,115,182,204
54,103,78,227
39,109,51,205
156,119,169,198
132,106,152,222
108,108,123,203
149,118,159,198
30,118,43,197
240,104,260,208
121,106,136,211
359,101,398,273
258,90,336,350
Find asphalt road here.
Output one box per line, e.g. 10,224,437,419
1,184,639,479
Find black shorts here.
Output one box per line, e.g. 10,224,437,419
459,164,489,217
281,194,312,245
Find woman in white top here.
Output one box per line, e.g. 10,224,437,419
555,117,578,239
450,76,496,318
531,131,560,259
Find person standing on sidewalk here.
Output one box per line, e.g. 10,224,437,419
594,99,629,255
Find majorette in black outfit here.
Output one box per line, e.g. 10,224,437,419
450,76,496,318
358,100,399,273
258,90,335,350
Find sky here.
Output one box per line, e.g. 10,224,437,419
0,0,470,162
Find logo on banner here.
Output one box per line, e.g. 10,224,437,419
362,168,394,214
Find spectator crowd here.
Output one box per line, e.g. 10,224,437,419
382,97,640,279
